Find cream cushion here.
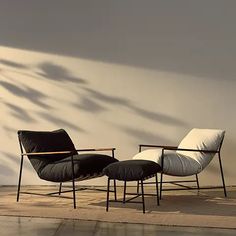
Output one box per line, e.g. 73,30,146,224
132,128,225,176
177,128,225,170
132,149,202,176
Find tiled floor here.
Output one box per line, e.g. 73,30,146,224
0,216,235,236
1,185,236,233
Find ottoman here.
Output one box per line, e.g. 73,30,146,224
103,160,162,213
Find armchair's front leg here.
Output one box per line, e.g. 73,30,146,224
218,152,227,197
71,155,76,209
160,149,165,200
17,154,24,202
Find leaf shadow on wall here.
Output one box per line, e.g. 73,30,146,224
3,102,35,122
0,151,33,178
37,62,87,84
119,126,173,145
1,60,86,132
80,87,187,127
0,80,51,109
0,59,28,69
1,59,188,145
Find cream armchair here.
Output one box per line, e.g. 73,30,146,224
133,128,226,198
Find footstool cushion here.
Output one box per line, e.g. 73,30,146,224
103,160,162,181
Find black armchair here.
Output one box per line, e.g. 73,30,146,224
17,129,118,208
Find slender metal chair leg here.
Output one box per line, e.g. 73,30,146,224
71,155,76,209
58,183,62,195
137,180,140,194
141,179,145,214
71,181,76,209
196,174,200,190
17,155,24,202
106,178,110,212
160,173,163,200
113,179,117,201
218,153,227,197
155,174,160,206
123,181,126,203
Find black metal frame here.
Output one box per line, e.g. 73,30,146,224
106,174,159,214
17,135,116,209
138,136,227,199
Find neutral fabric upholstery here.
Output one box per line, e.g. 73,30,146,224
132,128,225,177
177,128,225,169
132,149,202,176
103,160,162,181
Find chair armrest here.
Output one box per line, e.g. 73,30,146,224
21,150,75,156
139,144,178,149
163,147,218,153
76,148,116,152
139,144,218,154
22,148,116,157
162,147,218,153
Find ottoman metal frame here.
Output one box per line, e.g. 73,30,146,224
106,173,159,214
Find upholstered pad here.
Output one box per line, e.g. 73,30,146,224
18,129,118,182
177,128,225,169
39,154,118,182
103,160,162,181
132,128,225,176
132,149,202,176
18,129,77,173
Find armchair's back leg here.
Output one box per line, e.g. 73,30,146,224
160,173,163,200
137,180,140,194
17,154,24,202
113,179,117,201
218,152,227,197
196,174,200,190
141,179,145,214
106,178,110,212
58,183,62,195
155,174,160,206
123,181,127,203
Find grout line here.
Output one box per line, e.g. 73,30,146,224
52,220,64,236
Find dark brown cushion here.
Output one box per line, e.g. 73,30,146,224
103,160,162,181
18,129,77,173
18,129,118,182
39,154,118,182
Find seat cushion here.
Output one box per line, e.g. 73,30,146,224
39,154,118,182
103,160,162,181
177,128,225,170
132,149,202,176
18,129,77,173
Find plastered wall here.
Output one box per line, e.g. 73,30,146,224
0,0,235,186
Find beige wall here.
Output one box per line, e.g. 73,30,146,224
0,0,235,186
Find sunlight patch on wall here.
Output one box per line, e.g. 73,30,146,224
0,46,185,184
0,46,234,185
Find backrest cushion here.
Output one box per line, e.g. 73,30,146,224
177,128,225,169
18,129,77,173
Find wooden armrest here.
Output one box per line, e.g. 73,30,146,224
139,144,178,149
21,150,75,156
139,144,217,154
76,148,116,152
22,148,116,157
162,147,218,153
